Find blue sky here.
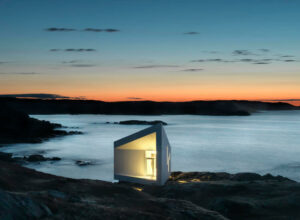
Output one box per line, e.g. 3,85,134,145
0,0,299,101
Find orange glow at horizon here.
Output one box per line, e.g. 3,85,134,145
1,70,300,105
1,91,300,106
1,84,300,104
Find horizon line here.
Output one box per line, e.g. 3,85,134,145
0,94,300,106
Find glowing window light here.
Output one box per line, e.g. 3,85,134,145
145,151,157,177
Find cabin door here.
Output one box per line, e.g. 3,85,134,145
145,151,156,177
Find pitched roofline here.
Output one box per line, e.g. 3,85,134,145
114,123,164,147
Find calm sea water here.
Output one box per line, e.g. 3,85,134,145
2,111,300,181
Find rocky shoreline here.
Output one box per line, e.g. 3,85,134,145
0,107,81,144
1,106,300,219
1,152,300,219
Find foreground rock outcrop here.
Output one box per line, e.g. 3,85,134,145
0,156,227,220
148,172,300,219
1,155,300,219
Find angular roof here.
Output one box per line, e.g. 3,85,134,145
114,123,165,148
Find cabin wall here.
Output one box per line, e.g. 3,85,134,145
160,128,171,185
114,123,170,185
114,149,145,177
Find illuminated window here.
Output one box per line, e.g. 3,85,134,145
145,151,156,177
114,132,157,180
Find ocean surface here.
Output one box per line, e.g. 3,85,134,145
2,111,300,182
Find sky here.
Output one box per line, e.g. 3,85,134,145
0,0,300,104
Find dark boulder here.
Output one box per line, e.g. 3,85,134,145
0,152,14,162
25,154,61,162
75,160,93,166
51,157,61,161
26,154,47,162
68,131,83,135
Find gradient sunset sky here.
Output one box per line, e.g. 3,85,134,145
0,0,300,103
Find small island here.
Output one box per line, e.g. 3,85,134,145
106,120,168,125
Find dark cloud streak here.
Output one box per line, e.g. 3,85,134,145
281,55,295,58
70,64,95,67
45,27,120,33
191,57,296,64
239,59,254,62
233,50,254,56
181,68,204,72
127,97,142,100
184,31,199,35
202,50,219,54
0,93,69,99
46,27,76,32
84,28,120,32
253,62,270,65
84,28,102,32
259,49,270,52
191,59,225,63
104,29,120,32
0,72,39,75
65,48,96,52
61,60,95,67
50,49,96,52
0,61,10,64
50,49,60,52
134,65,180,69
62,60,80,64
284,59,296,62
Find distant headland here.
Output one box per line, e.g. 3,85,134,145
0,97,299,116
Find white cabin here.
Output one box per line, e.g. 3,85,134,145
114,123,171,185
